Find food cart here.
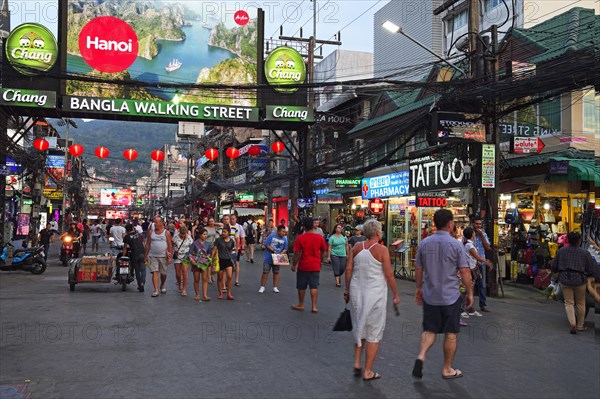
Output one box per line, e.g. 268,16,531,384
67,255,115,291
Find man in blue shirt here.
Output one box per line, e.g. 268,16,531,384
412,209,473,380
472,217,492,312
259,225,288,294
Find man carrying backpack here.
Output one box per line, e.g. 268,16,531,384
244,216,257,264
123,223,146,292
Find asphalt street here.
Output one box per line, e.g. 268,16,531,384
0,240,598,399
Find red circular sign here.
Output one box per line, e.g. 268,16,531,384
78,16,139,73
234,10,250,26
368,198,385,215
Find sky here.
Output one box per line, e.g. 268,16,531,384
7,0,384,55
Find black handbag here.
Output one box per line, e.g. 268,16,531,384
333,308,353,331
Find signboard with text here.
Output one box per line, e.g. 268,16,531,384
409,152,471,193
361,171,409,200
481,144,495,188
434,112,486,142
335,178,361,188
415,192,448,207
511,137,545,154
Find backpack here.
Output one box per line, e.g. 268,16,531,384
245,222,255,239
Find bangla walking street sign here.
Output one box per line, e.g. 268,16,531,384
63,96,260,122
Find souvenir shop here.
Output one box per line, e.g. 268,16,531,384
497,179,597,286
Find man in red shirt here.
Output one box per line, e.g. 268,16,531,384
291,218,327,313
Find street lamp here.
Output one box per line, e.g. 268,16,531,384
382,20,467,78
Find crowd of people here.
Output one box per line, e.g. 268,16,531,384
37,209,599,383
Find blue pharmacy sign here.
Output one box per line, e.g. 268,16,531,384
361,171,410,199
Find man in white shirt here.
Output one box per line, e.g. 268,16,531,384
110,218,127,254
230,214,246,286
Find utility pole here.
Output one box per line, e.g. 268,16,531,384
277,0,341,217
468,0,480,79
61,119,70,232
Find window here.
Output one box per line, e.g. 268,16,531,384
451,10,467,30
582,89,599,133
485,0,502,12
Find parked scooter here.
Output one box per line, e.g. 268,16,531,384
60,235,80,267
114,254,135,291
0,242,47,274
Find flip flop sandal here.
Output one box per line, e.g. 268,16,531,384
353,368,362,377
363,372,381,381
291,305,304,311
202,297,211,302
576,327,588,332
442,370,463,379
412,359,424,379
151,292,159,297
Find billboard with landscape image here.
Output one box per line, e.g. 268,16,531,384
65,0,261,106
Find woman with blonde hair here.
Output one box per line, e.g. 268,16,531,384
344,218,400,381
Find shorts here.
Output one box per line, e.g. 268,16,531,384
175,259,191,267
148,257,169,274
246,237,255,245
91,235,99,245
422,297,462,334
219,258,234,269
263,262,280,273
296,270,320,290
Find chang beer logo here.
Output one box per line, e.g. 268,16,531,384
264,46,306,93
5,23,58,76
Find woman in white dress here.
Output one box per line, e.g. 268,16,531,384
344,219,400,381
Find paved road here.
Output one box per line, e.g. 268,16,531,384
1,240,598,399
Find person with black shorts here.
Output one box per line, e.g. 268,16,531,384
212,226,236,300
412,209,473,380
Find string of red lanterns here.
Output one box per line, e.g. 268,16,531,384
205,148,219,161
94,146,110,159
271,141,285,153
123,148,138,162
150,149,165,162
225,147,240,159
69,143,84,157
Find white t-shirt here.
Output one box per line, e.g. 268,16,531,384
135,225,143,234
464,240,478,270
90,225,102,237
111,225,127,247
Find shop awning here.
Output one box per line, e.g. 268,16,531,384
499,180,537,193
234,207,264,216
550,157,600,185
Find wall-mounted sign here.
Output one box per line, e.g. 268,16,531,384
233,202,258,208
100,188,132,206
549,161,569,175
265,105,314,122
316,113,354,126
0,88,56,108
297,198,314,209
5,23,58,76
46,155,65,168
368,198,385,215
434,112,486,142
481,144,495,188
313,178,329,186
220,191,234,202
361,171,409,200
43,189,63,201
236,193,254,202
511,137,545,154
317,194,344,204
416,192,448,207
63,96,260,122
264,46,306,93
409,154,470,192
335,178,361,188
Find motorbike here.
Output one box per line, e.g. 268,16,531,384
115,254,135,291
0,242,47,274
60,235,80,267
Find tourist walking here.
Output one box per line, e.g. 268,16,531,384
244,216,257,264
291,218,327,313
551,231,600,334
259,225,288,293
145,216,173,297
173,225,194,297
328,223,350,287
189,229,212,301
412,209,473,380
90,220,102,254
472,216,492,312
344,219,400,381
212,226,236,300
123,223,146,292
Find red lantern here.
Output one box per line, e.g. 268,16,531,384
248,145,260,157
123,148,138,161
33,138,49,151
226,147,240,159
271,141,285,153
69,143,84,157
150,149,165,162
94,146,110,159
205,148,219,161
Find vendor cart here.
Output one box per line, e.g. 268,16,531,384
67,255,115,291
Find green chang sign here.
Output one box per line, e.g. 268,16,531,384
335,179,362,188
264,46,306,93
5,23,58,76
265,105,314,122
0,88,56,108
